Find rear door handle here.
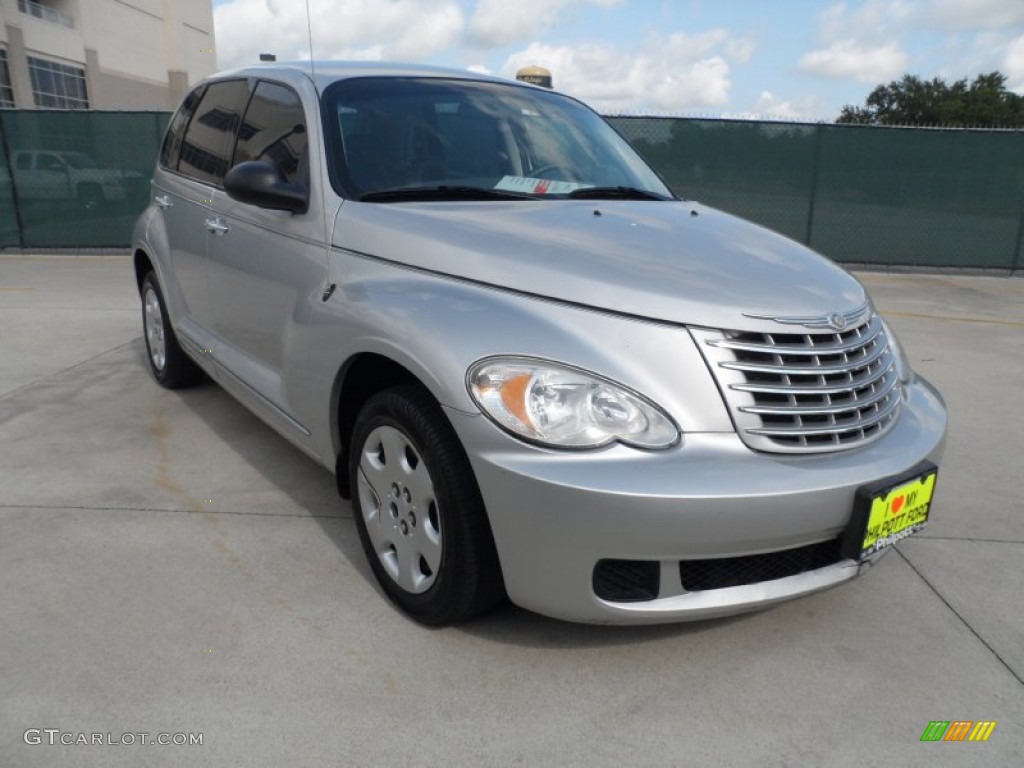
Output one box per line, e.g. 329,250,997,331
154,194,172,209
205,217,230,235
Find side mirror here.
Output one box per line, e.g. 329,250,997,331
224,161,308,213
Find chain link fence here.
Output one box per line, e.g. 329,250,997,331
609,116,1024,271
0,110,1021,270
0,111,168,248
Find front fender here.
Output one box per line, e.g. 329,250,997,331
293,250,734,468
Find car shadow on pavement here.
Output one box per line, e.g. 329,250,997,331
152,340,379,587
459,602,749,649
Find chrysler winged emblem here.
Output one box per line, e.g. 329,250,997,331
827,312,848,331
744,300,870,330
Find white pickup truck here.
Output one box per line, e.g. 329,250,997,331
10,150,142,209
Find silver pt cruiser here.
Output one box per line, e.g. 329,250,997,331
133,62,947,625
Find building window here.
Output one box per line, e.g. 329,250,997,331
17,0,74,29
27,56,89,109
0,51,15,108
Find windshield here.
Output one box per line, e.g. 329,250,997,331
321,77,673,201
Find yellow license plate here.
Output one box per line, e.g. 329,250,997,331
844,463,938,560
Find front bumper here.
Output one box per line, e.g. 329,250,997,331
447,376,947,624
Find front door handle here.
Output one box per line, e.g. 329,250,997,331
205,217,230,235
154,194,172,209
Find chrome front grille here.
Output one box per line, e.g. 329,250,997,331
694,313,903,453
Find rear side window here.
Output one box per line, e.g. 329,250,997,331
177,79,250,186
232,80,308,185
160,86,203,169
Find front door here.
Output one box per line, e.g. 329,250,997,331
205,79,327,422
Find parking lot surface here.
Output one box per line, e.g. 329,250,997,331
1,254,1022,767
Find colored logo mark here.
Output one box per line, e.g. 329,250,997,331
920,720,996,742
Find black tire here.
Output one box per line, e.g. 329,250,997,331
349,385,504,625
141,271,202,389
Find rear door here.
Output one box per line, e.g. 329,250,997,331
153,79,249,339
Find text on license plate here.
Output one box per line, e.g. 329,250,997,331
860,471,937,558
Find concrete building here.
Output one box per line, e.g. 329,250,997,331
0,0,217,111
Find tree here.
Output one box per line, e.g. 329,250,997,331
837,72,1024,127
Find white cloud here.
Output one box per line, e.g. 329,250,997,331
725,38,756,65
1005,34,1024,93
817,0,912,44
915,0,1024,30
213,0,464,69
469,0,624,48
749,90,824,120
502,34,738,112
798,40,909,82
804,0,1024,91
211,0,753,112
799,2,911,85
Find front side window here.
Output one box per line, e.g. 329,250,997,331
177,79,249,186
232,80,308,185
27,56,88,109
322,77,671,201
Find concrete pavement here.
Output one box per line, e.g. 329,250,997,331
1,255,1021,767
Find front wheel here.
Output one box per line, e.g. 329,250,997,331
349,386,504,625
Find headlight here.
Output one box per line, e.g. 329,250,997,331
467,357,680,450
880,318,914,384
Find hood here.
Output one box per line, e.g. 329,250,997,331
332,199,867,331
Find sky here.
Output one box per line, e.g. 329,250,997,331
210,0,1024,120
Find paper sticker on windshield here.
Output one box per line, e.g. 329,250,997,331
494,175,589,195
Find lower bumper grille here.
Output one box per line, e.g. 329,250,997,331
593,540,847,603
593,559,659,602
679,538,844,592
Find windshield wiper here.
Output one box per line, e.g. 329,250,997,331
566,186,674,201
360,185,537,203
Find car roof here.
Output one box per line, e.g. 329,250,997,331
204,61,531,94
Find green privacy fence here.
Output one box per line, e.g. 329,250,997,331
608,116,1024,271
0,111,169,248
0,109,1021,270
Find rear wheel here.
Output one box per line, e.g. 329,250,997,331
141,271,202,389
350,386,504,625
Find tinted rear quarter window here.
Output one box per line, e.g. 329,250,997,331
160,86,204,170
177,79,250,186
